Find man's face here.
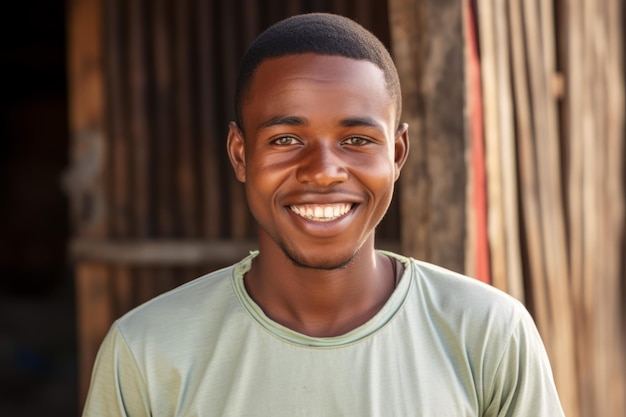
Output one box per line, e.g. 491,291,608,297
228,53,408,270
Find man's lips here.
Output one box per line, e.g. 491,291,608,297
289,203,353,222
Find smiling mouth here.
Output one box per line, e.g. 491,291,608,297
289,203,353,222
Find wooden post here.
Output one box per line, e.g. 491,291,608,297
66,0,110,406
387,0,467,273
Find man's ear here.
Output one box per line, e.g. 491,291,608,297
227,122,246,183
393,123,410,180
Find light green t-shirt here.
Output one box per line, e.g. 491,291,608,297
82,251,564,416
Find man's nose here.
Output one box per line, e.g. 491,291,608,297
295,143,348,186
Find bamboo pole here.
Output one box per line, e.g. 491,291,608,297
495,1,523,302
477,0,507,290
509,0,549,333
585,1,626,414
600,1,626,410
522,0,577,413
558,0,592,414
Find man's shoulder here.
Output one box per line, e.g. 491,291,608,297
406,257,528,327
113,260,243,341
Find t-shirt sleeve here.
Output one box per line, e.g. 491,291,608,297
483,308,565,417
82,323,151,417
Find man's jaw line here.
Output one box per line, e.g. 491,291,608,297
281,241,360,271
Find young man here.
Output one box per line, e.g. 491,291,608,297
83,13,564,416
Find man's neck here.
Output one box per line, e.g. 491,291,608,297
243,243,397,337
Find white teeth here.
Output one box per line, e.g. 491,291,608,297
290,203,352,222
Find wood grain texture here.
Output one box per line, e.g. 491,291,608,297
388,0,467,273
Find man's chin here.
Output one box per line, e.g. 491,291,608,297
281,244,359,271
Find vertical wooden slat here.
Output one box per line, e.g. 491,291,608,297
477,0,507,289
463,0,490,283
526,1,578,413
388,0,430,263
388,0,467,273
240,0,261,46
105,0,136,334
75,264,113,408
478,0,524,297
175,0,200,238
128,0,152,238
197,0,224,238
67,0,110,406
496,1,524,301
219,0,250,238
562,1,593,414
509,0,548,328
128,0,156,318
106,0,131,238
152,0,176,237
353,0,372,27
600,1,626,411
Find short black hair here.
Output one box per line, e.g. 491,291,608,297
234,13,402,130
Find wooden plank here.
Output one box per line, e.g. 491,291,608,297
388,0,431,262
419,1,466,273
477,0,507,289
587,1,626,414
495,0,523,301
70,238,258,264
67,0,109,406
175,0,200,238
152,0,176,236
602,1,626,411
558,0,591,414
219,0,250,239
240,0,261,44
509,0,550,344
522,0,577,414
388,0,467,273
463,0,490,283
197,0,224,238
105,0,132,238
112,266,134,317
128,0,152,238
66,0,107,238
75,264,113,408
478,0,523,298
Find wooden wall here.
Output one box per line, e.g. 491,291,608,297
472,0,626,415
68,1,626,416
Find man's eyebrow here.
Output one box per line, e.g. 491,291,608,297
257,115,308,131
340,116,384,131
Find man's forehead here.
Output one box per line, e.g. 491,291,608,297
249,53,386,91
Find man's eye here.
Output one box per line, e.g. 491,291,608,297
272,136,299,145
343,136,370,146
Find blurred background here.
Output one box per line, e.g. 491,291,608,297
0,0,76,415
1,0,624,416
